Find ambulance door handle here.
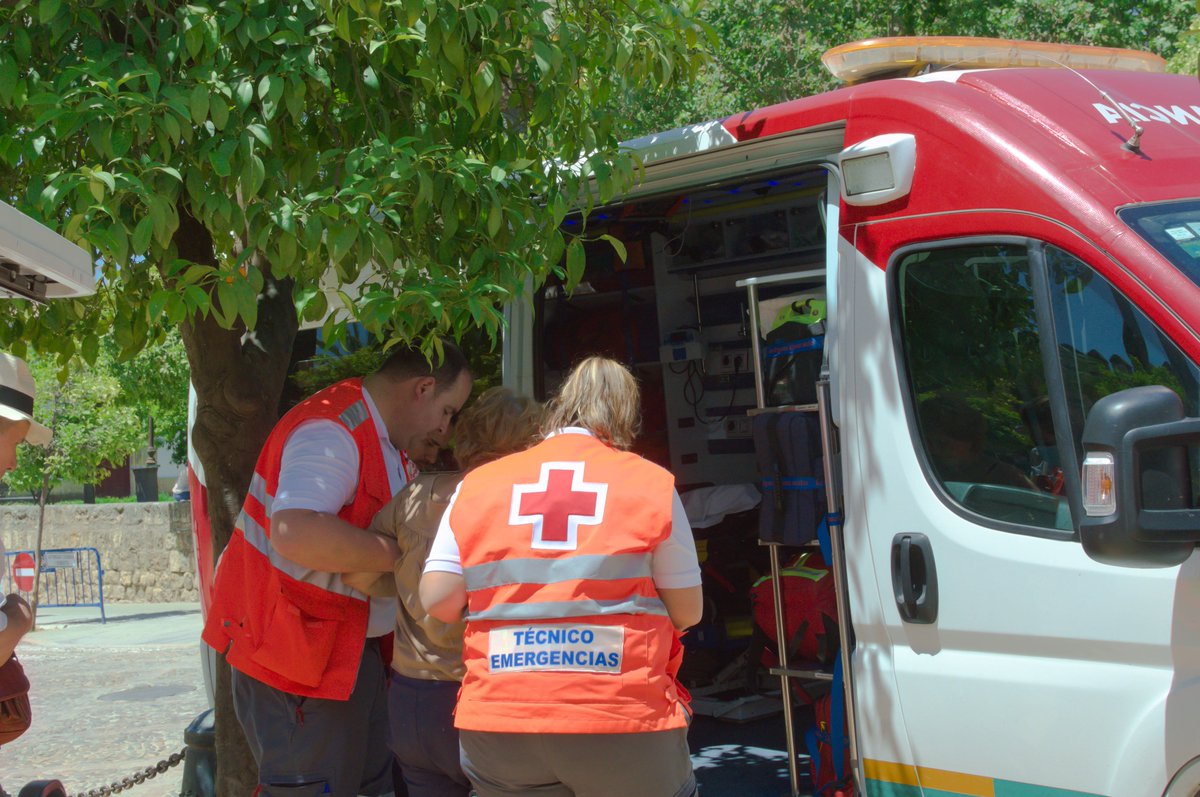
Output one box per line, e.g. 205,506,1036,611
891,533,938,624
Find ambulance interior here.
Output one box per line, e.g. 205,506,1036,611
531,162,839,704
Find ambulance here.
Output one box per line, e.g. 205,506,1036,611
499,37,1200,797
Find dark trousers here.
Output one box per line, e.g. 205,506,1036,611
459,727,696,797
388,672,470,797
232,641,393,797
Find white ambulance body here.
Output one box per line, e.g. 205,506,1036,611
504,38,1200,797
0,200,92,302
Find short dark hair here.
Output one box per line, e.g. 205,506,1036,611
376,338,471,393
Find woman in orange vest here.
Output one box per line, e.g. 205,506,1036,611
420,357,704,797
344,387,544,797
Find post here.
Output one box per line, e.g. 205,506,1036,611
31,470,49,630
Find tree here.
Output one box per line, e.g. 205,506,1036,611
112,329,191,464
6,353,145,500
0,0,709,789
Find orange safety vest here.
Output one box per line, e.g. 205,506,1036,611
201,378,395,700
451,431,690,734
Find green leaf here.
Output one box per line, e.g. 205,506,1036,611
183,284,209,314
487,198,502,237
108,223,129,266
335,7,351,42
12,28,30,63
330,223,358,263
0,57,17,106
533,40,553,76
258,74,283,120
215,281,236,328
160,112,181,143
564,237,585,292
245,123,272,147
234,79,254,111
80,334,99,366
600,234,627,263
241,153,265,198
472,62,496,117
132,216,154,253
443,33,465,74
277,233,297,270
165,293,186,324
189,85,210,125
210,144,233,177
185,24,205,59
147,290,170,321
111,127,132,157
210,96,230,130
38,0,60,24
233,279,257,329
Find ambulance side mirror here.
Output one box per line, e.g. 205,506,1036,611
1079,385,1200,568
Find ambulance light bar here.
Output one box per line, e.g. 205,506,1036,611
0,200,94,303
839,134,916,207
822,36,1167,84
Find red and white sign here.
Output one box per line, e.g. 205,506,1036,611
11,551,35,592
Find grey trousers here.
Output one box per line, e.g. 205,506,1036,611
232,641,393,797
459,728,696,797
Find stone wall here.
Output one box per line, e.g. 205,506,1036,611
0,501,198,602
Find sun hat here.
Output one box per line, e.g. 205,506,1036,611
0,352,51,445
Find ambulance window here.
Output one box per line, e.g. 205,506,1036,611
1119,199,1200,289
898,243,1068,531
1045,246,1200,507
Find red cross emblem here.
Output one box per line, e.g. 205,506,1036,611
510,461,608,550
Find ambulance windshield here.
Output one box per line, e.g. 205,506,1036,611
1119,199,1200,288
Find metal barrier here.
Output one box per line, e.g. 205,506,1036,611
3,547,106,623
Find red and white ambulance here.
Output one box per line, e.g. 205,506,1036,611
499,37,1200,797
188,36,1200,797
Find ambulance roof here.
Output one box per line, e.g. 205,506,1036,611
616,58,1200,353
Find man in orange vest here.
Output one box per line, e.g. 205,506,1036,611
203,342,473,797
421,356,703,797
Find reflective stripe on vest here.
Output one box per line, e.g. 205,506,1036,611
339,400,369,431
463,552,652,591
467,594,668,623
236,472,361,599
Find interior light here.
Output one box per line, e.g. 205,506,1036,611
822,36,1167,84
1082,452,1117,517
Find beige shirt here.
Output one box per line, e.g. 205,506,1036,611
366,471,466,682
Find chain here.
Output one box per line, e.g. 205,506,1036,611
71,748,189,797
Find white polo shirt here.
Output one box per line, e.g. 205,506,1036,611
273,386,407,637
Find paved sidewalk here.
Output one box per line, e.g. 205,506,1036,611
0,602,796,796
0,603,208,797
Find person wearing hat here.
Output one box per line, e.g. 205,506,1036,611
0,352,50,663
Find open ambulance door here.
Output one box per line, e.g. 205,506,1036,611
501,119,933,793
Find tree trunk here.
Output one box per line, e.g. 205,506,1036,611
174,206,299,795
